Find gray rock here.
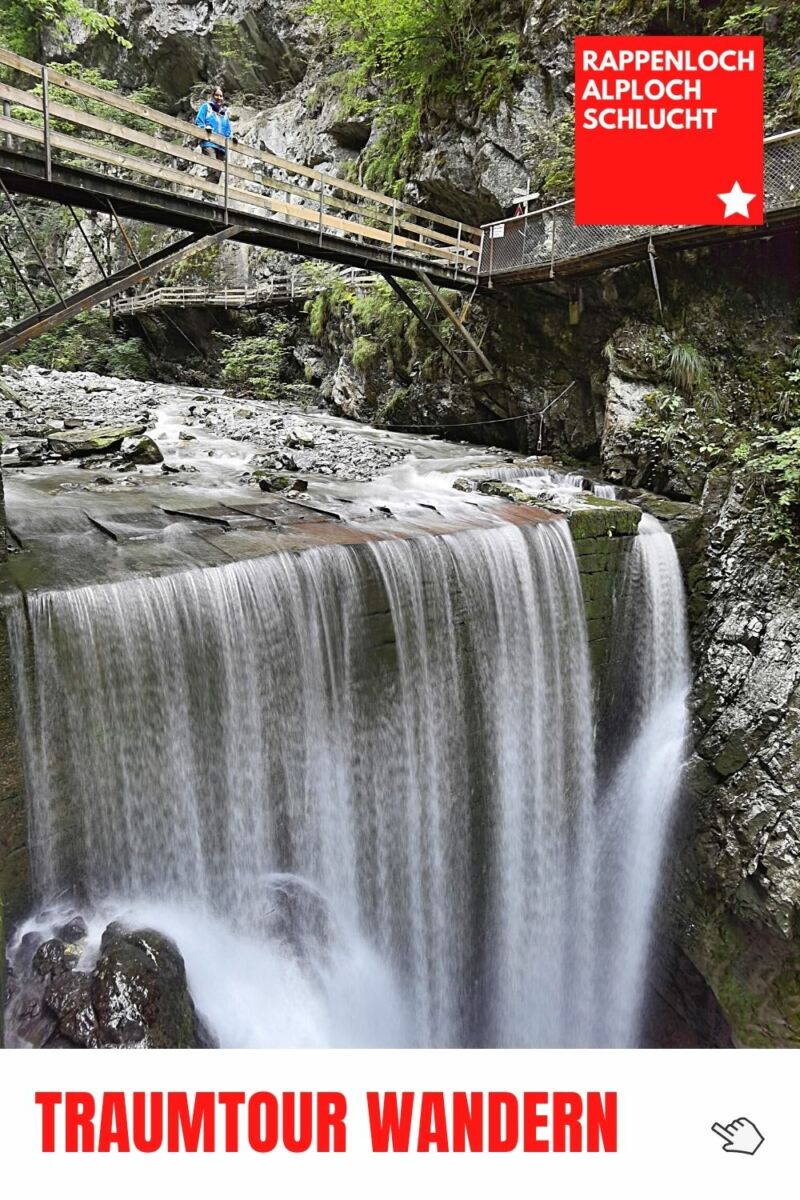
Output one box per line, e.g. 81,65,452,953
32,939,75,979
285,424,315,449
48,425,146,457
122,435,164,464
54,915,88,943
91,925,210,1049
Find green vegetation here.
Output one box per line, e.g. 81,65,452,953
308,0,530,190
0,0,129,57
306,275,472,414
351,334,381,371
9,309,149,376
220,325,293,400
621,313,800,550
531,112,575,200
164,245,222,287
737,426,800,547
668,342,710,399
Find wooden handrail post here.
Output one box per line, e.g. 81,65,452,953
390,200,397,263
318,182,324,245
455,221,462,280
2,99,10,149
41,65,51,181
223,136,229,221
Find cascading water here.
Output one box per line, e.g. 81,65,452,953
6,509,689,1048
594,514,691,1043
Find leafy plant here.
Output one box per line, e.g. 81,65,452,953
9,309,148,376
220,328,292,400
0,0,130,57
308,0,530,188
740,426,800,545
351,334,381,370
668,342,707,396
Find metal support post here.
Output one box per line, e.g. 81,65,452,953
0,233,39,309
223,137,229,222
647,235,663,316
67,205,107,278
0,175,65,305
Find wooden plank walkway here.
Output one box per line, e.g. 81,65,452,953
2,45,798,298
0,46,482,288
112,268,377,315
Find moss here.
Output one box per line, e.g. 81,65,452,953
567,497,642,540
352,335,381,372
690,915,800,1047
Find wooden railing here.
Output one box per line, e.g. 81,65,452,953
0,47,483,280
112,268,377,314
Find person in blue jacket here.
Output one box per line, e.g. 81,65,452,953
195,86,232,185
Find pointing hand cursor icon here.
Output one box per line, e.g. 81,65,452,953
712,1118,764,1155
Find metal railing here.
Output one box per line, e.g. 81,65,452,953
112,268,377,315
0,46,482,282
479,128,800,283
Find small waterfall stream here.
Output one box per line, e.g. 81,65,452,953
6,509,689,1048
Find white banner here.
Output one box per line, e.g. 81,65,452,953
0,1048,792,1198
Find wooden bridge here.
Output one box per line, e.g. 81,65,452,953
1,43,800,360
112,268,376,315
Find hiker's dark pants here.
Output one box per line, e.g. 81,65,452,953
202,146,225,185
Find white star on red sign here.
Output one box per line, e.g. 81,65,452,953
717,181,757,219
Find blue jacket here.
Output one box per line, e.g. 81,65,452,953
195,101,232,151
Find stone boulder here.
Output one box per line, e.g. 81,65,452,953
90,926,211,1048
47,425,145,457
32,938,78,979
122,435,163,465
263,874,333,962
45,971,100,1048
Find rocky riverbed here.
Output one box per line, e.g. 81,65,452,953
0,364,416,486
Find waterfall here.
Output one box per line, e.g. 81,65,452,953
6,512,689,1048
594,514,691,1044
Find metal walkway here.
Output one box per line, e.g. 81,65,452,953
480,128,800,284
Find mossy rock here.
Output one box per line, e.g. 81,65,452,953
92,926,211,1048
47,424,146,457
567,497,642,540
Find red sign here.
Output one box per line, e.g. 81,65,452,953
574,36,764,226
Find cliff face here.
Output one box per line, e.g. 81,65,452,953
11,0,800,1044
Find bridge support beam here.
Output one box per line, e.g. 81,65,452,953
381,273,508,420
414,269,495,381
0,225,242,358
